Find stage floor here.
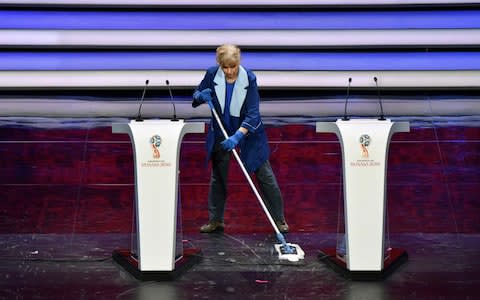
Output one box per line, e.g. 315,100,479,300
1,232,479,299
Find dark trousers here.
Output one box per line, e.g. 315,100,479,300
207,143,285,223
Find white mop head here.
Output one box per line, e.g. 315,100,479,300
274,243,305,262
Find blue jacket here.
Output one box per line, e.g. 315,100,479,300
192,65,270,173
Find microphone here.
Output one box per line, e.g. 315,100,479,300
165,80,179,121
373,77,386,121
342,77,352,121
135,79,149,122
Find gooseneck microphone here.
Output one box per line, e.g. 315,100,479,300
165,80,179,121
373,77,386,121
342,77,352,121
135,79,149,122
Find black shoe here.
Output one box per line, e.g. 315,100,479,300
200,221,225,233
276,221,289,233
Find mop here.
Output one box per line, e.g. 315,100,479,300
207,100,305,262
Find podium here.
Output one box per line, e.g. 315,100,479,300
316,119,409,280
111,119,204,280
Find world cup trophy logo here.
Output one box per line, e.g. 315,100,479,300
150,135,162,159
359,134,371,158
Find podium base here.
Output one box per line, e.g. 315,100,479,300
318,248,408,281
112,248,202,281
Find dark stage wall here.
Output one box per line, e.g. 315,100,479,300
1,118,478,235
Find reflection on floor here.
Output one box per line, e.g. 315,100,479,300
1,233,479,299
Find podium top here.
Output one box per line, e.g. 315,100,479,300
316,118,409,134
112,119,205,134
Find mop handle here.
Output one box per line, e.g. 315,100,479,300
209,105,281,236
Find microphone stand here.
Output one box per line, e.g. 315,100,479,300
166,80,179,121
374,77,386,121
342,77,352,121
135,79,149,122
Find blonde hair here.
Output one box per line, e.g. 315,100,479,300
216,44,241,66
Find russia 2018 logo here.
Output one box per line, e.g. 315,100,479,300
150,135,162,159
359,134,370,158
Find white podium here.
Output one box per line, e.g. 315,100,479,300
111,119,204,280
316,118,409,280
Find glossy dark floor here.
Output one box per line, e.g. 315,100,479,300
1,232,479,299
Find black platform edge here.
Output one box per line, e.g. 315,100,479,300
318,248,408,281
112,248,202,281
